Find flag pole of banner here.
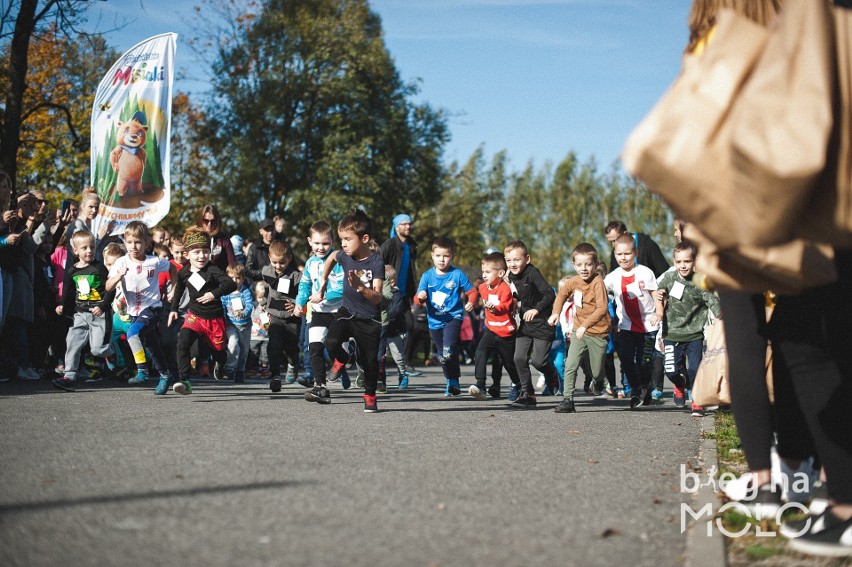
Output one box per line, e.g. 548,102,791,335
90,33,177,236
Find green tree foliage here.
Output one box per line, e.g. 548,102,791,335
4,24,118,197
0,0,104,193
196,0,448,256
437,150,673,285
157,91,218,236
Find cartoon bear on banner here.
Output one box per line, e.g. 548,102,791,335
110,110,148,198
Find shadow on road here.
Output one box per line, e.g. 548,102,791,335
0,480,305,514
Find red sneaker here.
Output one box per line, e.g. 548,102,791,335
363,394,378,413
327,360,346,383
673,385,686,408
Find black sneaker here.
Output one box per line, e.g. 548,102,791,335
741,483,783,520
487,384,501,399
296,376,314,388
377,381,387,394
785,507,852,558
304,385,331,404
629,395,642,409
512,392,537,408
809,480,829,515
554,399,576,413
52,377,76,392
270,376,282,393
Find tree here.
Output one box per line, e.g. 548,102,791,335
196,0,448,254
12,26,119,195
157,91,219,236
0,0,96,192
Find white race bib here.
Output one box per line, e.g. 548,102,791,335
574,290,583,309
625,282,641,298
76,277,91,295
670,281,685,300
277,278,291,294
231,296,244,311
431,290,448,307
188,272,206,292
487,294,500,306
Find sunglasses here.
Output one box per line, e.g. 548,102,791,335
202,218,217,225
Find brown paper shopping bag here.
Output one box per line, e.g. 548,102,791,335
730,0,836,248
622,10,769,250
693,321,731,407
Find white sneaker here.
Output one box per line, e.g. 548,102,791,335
535,373,546,391
16,367,40,380
468,384,487,401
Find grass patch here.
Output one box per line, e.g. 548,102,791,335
704,410,746,476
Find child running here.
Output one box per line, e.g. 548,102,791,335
221,263,253,383
294,221,343,388
654,241,721,416
414,237,478,396
604,233,661,409
106,221,176,394
469,251,519,400
51,231,116,391
261,240,302,392
548,243,611,413
311,208,384,412
167,227,237,394
505,240,559,408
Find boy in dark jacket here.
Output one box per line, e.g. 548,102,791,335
504,240,560,408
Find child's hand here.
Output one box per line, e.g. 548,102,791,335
547,313,559,326
309,291,323,304
463,301,474,313
118,264,129,278
197,292,215,304
576,326,586,340
234,309,243,318
292,304,303,317
167,311,178,327
483,301,495,312
166,290,174,303
653,289,666,302
90,306,104,317
55,305,63,316
347,270,363,290
417,290,428,301
523,308,539,322
649,314,660,327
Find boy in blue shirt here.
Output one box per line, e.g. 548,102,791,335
414,237,478,396
221,263,253,383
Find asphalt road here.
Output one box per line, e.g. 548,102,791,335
0,366,702,567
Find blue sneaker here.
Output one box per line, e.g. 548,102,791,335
399,374,409,389
508,383,520,402
128,371,149,385
651,388,663,401
341,370,351,390
449,379,461,396
154,377,169,395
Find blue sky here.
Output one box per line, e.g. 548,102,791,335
84,0,691,170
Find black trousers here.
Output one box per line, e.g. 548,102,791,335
325,309,381,396
268,316,301,376
767,250,852,503
513,334,557,395
474,329,520,386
